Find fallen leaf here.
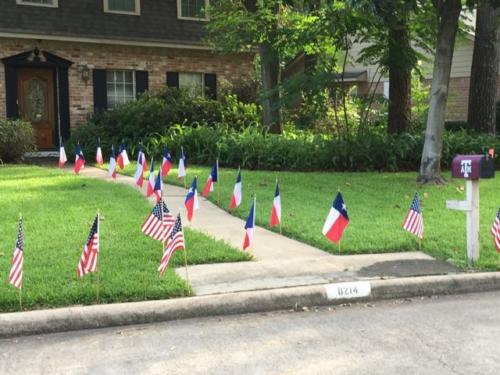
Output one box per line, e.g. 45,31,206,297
423,192,429,198
345,181,351,186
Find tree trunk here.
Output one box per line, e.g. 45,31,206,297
387,16,411,134
259,43,282,134
418,0,462,184
467,1,500,135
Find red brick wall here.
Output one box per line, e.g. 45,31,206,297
0,37,254,128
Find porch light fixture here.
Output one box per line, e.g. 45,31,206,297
80,64,90,86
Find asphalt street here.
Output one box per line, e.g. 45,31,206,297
1,292,499,375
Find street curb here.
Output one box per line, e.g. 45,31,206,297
1,272,500,338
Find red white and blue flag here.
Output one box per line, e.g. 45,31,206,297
202,161,219,197
184,177,200,222
74,143,85,174
402,192,424,239
108,145,117,179
8,218,24,289
158,214,185,275
154,169,163,203
76,214,100,278
270,180,281,228
492,208,500,253
141,200,176,242
229,169,242,209
243,197,256,250
116,143,130,170
322,192,349,243
96,139,104,165
134,149,148,188
161,147,172,177
146,161,156,198
177,147,187,179
58,139,67,168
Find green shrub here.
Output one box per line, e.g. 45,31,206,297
0,119,36,163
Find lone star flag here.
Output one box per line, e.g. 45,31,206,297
322,192,349,243
177,147,187,179
489,148,495,159
77,214,100,278
154,169,163,203
96,140,104,165
229,169,242,209
492,208,500,253
116,143,130,170
161,147,172,177
59,139,67,168
184,177,200,222
74,143,85,174
270,180,281,228
141,200,176,242
402,192,424,239
158,214,185,275
201,161,219,197
134,149,148,188
8,218,24,289
108,145,117,179
243,197,256,250
146,161,156,198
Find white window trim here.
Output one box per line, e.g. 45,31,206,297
16,0,58,8
104,0,141,16
177,0,209,21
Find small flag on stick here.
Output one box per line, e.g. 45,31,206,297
74,143,85,174
96,139,104,165
270,180,281,228
134,149,148,188
201,161,219,197
161,147,172,177
322,192,349,244
116,143,130,170
76,214,100,278
146,161,156,198
492,208,500,253
59,139,67,168
185,177,200,222
8,218,24,289
154,169,163,203
108,145,117,179
141,200,176,242
489,148,495,159
243,197,256,250
229,169,242,209
177,147,187,179
158,214,185,275
402,192,424,240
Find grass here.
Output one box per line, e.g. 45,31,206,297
0,165,249,312
106,161,500,271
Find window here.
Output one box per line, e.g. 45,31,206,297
177,0,209,20
16,0,58,7
106,70,136,109
179,72,204,96
383,81,390,99
104,0,140,15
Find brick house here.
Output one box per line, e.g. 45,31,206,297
0,0,254,150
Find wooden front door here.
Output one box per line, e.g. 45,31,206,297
17,68,55,149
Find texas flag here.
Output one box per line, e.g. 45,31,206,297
322,192,349,243
161,147,172,177
116,143,130,170
108,145,117,179
74,143,85,174
229,169,242,209
58,139,67,168
270,180,281,228
201,161,219,197
134,149,148,188
154,169,163,203
96,140,104,165
177,147,187,179
243,197,256,250
184,177,200,222
146,161,156,198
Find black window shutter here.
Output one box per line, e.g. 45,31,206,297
166,72,179,88
5,66,18,118
204,73,217,99
135,70,149,97
57,67,71,141
93,69,107,112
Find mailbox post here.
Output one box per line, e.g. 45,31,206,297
446,155,495,263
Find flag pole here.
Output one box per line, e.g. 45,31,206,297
182,146,187,189
277,177,282,235
338,240,341,256
217,159,221,205
96,210,100,304
418,237,422,251
18,213,23,310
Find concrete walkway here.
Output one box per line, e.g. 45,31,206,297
73,166,459,295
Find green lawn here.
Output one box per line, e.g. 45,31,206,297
107,162,500,270
0,165,249,312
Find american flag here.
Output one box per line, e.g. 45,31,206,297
402,192,424,239
158,214,185,275
77,215,100,278
141,200,176,242
492,208,500,253
8,218,24,289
